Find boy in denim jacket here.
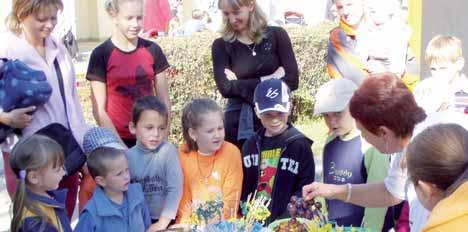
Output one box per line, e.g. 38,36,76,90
74,127,151,232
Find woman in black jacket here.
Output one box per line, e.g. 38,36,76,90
211,0,299,149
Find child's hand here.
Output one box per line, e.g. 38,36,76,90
147,217,171,232
169,223,190,229
146,223,166,232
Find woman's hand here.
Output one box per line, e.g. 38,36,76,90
302,182,346,201
0,106,36,128
260,66,285,81
224,68,237,80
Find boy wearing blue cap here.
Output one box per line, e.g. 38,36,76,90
241,79,315,223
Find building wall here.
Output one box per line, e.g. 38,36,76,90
76,0,112,40
0,0,13,33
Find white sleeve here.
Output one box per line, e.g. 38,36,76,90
384,152,408,200
407,184,430,232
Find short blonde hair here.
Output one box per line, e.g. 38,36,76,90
218,0,267,44
6,0,63,35
425,35,463,65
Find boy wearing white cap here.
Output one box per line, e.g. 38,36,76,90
314,79,391,230
241,79,316,224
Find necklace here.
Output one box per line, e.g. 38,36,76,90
247,43,257,56
197,152,216,185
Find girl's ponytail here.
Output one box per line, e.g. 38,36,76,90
10,170,27,232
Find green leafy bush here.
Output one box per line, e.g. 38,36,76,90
78,23,333,143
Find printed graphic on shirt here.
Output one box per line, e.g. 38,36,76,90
257,148,281,199
115,65,153,101
135,175,167,196
328,161,353,183
189,172,223,217
454,90,468,114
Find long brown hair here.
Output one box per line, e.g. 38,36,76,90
218,0,267,44
407,123,468,195
181,98,223,152
9,135,64,232
6,0,63,35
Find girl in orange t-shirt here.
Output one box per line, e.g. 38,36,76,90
176,98,243,225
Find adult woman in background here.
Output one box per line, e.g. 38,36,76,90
0,0,89,217
303,73,467,231
212,0,299,149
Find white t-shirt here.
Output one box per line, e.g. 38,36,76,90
384,112,468,232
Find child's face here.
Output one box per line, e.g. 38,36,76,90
189,111,225,154
33,162,65,192
322,106,356,138
99,154,131,194
130,110,167,150
335,0,364,27
429,60,463,82
257,111,290,137
111,0,143,41
366,0,392,26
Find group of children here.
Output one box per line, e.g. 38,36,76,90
8,79,311,231
8,34,468,232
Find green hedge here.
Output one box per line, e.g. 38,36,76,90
79,23,333,143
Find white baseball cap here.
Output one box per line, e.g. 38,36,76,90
313,79,358,116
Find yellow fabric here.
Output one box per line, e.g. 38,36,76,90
21,202,62,232
176,142,243,224
402,73,419,91
423,182,468,232
339,19,357,37
407,0,422,66
404,0,423,90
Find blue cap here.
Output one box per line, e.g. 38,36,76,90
82,127,126,155
254,79,291,114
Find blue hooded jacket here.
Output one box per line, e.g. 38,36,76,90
74,183,151,232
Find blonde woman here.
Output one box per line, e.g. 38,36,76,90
0,0,89,218
211,0,299,149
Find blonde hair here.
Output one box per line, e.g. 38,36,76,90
218,0,267,44
105,0,142,14
407,124,468,196
9,135,64,232
425,35,463,66
6,0,63,35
